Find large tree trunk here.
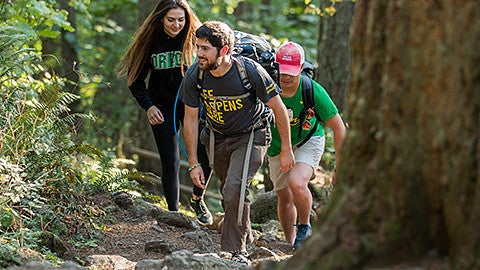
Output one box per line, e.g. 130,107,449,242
317,0,356,113
257,1,480,269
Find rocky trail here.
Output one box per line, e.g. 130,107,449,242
7,169,332,270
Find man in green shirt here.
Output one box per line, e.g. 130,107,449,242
267,41,346,249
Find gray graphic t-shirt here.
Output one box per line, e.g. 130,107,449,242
180,57,280,134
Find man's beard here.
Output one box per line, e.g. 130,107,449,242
203,60,220,71
198,52,221,71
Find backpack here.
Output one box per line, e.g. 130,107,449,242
296,72,322,148
196,31,276,103
233,30,279,83
235,33,320,147
197,31,320,145
197,30,316,99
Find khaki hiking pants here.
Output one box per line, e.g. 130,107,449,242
200,127,271,252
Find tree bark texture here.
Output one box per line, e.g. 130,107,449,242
317,0,356,113
257,1,479,269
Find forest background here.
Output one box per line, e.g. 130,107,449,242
1,0,353,266
2,0,479,269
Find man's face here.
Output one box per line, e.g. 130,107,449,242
279,73,300,90
196,38,221,71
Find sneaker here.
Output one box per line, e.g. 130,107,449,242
231,251,252,265
292,224,312,250
190,197,213,226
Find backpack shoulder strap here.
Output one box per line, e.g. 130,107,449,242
197,56,252,93
301,73,314,109
301,74,322,122
196,67,204,92
234,56,252,91
297,74,322,141
234,56,258,102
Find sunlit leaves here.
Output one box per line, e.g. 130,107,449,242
31,0,51,16
1,2,126,259
323,6,337,16
304,0,356,17
3,0,73,40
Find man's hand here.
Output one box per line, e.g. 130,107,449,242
189,166,206,189
279,148,295,172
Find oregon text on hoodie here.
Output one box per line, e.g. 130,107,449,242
129,30,186,111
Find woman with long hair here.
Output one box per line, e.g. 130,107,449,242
117,0,212,225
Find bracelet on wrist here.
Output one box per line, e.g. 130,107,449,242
188,163,201,172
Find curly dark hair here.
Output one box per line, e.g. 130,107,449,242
195,21,235,54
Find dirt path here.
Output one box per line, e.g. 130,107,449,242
63,168,332,267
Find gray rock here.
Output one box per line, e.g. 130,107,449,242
85,254,136,270
250,191,278,224
135,259,163,270
151,208,199,230
249,246,280,261
182,230,215,253
113,192,134,209
6,261,85,270
159,250,251,270
144,240,179,254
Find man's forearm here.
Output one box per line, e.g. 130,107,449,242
184,106,200,166
268,95,295,172
326,114,346,167
268,96,292,149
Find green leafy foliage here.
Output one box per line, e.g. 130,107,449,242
64,0,325,151
0,0,345,265
71,0,140,149
0,2,133,265
186,0,320,59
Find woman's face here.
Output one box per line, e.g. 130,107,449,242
163,7,186,37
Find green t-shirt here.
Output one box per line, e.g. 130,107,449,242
267,76,338,157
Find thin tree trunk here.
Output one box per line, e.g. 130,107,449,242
59,0,80,113
41,0,80,112
317,0,356,113
257,0,480,269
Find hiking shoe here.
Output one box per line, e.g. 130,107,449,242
292,224,312,250
190,197,213,226
231,251,252,265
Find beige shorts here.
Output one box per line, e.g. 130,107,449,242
268,136,325,191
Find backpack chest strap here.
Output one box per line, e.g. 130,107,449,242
200,92,251,101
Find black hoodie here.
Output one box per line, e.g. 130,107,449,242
129,30,186,111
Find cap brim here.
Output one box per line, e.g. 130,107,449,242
279,64,302,76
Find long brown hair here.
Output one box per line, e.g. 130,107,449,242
116,0,201,85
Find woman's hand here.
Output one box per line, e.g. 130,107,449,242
147,106,164,125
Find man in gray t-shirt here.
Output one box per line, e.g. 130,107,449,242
179,21,294,265
181,56,275,134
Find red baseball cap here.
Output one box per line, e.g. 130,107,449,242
276,42,305,76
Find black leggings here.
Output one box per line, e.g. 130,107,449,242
150,105,210,211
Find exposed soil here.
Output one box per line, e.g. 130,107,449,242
61,194,289,268
59,168,333,268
